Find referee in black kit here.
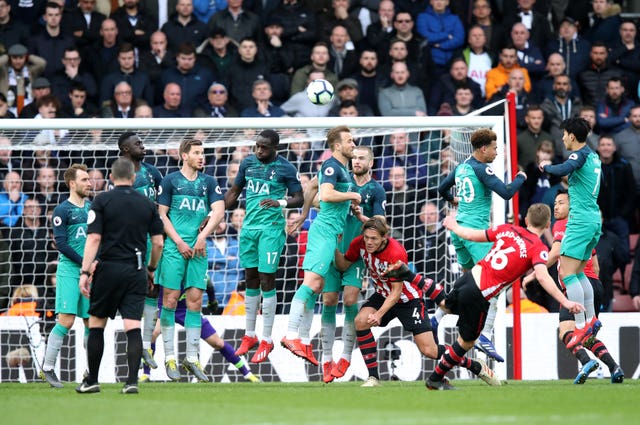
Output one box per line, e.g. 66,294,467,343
77,158,164,394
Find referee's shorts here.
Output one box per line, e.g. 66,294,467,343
89,260,147,320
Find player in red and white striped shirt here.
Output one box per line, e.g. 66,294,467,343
335,216,501,387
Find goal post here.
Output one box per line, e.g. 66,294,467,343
0,115,512,383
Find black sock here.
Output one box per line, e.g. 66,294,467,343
356,329,378,379
87,328,104,384
433,341,467,381
126,328,142,385
589,339,618,372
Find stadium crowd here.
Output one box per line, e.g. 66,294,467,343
1,0,640,316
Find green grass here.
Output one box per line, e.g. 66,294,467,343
1,380,637,425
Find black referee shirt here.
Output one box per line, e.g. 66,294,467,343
87,186,163,262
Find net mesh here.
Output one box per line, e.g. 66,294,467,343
0,116,502,383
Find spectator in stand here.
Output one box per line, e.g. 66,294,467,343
469,0,504,56
378,61,426,117
87,169,106,199
597,135,635,274
61,82,98,118
451,85,476,116
544,16,590,81
384,165,419,242
285,134,314,176
517,105,552,168
416,0,465,76
193,81,238,117
518,139,560,220
608,20,640,103
68,0,106,50
578,42,621,107
153,82,191,117
487,68,530,129
268,0,317,71
19,77,52,118
540,74,583,154
407,201,448,285
51,46,98,105
630,238,640,311
0,170,27,228
259,15,295,79
502,0,552,50
290,42,339,98
328,78,373,117
352,49,387,116
378,38,422,89
197,27,237,84
110,0,156,52
428,57,483,116
281,70,334,117
328,24,358,80
207,220,243,309
100,43,154,106
227,37,269,111
192,0,226,25
139,31,176,103
377,130,429,191
0,92,15,118
249,0,278,26
0,43,46,117
100,81,145,118
82,18,120,86
139,0,178,28
337,99,358,117
207,0,260,45
161,42,214,111
162,0,208,51
510,22,545,85
614,105,640,214
0,137,20,182
596,77,633,135
31,166,60,212
0,0,30,50
460,25,493,98
536,53,581,104
240,79,284,118
580,105,600,151
29,2,74,79
317,0,363,46
584,0,622,48
364,0,395,54
485,45,531,100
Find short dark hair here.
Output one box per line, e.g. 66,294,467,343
118,42,135,55
560,117,590,142
326,125,351,151
69,81,87,93
179,138,202,156
362,216,390,236
176,42,196,56
470,128,496,150
111,158,135,180
36,94,60,110
118,132,138,150
258,129,279,146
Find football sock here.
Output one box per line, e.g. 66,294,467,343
125,328,142,385
261,289,277,343
299,302,316,345
422,278,445,304
185,309,201,362
433,307,445,323
481,297,498,335
143,343,155,375
432,341,467,381
83,326,89,351
356,329,378,379
563,274,586,328
245,288,261,338
43,323,68,370
562,331,591,364
87,327,104,385
160,306,176,359
577,273,596,321
218,342,251,375
321,304,337,363
286,285,314,338
142,298,158,350
589,339,618,372
342,304,358,362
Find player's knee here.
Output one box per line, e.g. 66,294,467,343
354,315,369,331
323,292,339,306
57,314,75,329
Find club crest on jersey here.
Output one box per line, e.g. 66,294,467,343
324,167,335,176
569,153,578,160
269,169,276,180
485,166,495,176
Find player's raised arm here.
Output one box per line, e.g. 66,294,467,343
287,175,318,234
475,165,527,200
437,168,458,205
442,215,489,242
320,181,361,204
540,151,587,176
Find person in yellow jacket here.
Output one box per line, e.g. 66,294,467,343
485,45,532,100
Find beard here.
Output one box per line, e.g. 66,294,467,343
553,89,568,98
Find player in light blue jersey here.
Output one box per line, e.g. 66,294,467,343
118,132,164,371
157,139,225,381
281,126,361,365
40,164,92,388
438,128,526,362
540,117,603,348
225,130,303,364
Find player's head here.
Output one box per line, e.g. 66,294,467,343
470,128,498,163
111,157,136,183
553,189,569,220
525,203,551,230
255,129,279,163
179,138,205,171
560,117,590,149
351,146,373,176
118,132,145,161
361,215,390,253
326,125,356,159
64,163,91,199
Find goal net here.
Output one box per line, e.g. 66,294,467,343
0,115,506,383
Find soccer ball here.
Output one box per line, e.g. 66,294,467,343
306,79,334,105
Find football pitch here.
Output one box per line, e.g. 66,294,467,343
1,379,637,425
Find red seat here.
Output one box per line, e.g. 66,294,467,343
612,291,636,312
630,234,639,256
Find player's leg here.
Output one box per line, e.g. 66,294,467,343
181,258,209,382
355,293,385,386
159,251,186,375
237,229,261,355
331,265,363,379
77,315,108,393
320,265,341,380
141,282,160,369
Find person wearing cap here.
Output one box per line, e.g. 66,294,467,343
18,77,53,119
207,0,260,45
161,0,208,51
196,27,236,83
193,81,238,117
328,78,373,116
0,43,46,116
260,15,295,76
544,16,591,80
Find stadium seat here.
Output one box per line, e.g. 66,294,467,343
630,234,638,256
612,290,635,312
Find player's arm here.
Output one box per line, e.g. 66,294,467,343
368,280,403,326
437,169,458,205
260,190,304,209
442,215,488,242
540,152,586,176
194,199,225,257
336,237,361,271
476,165,527,200
547,240,561,268
591,252,600,277
320,182,361,204
79,232,101,297
287,175,318,234
158,204,193,258
334,249,353,272
224,183,244,209
355,185,386,223
533,263,584,314
52,211,83,265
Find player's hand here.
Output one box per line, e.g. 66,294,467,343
367,312,381,327
177,240,194,258
79,274,91,298
516,170,527,180
199,216,209,233
442,215,458,231
538,159,552,171
286,214,306,235
350,204,363,218
632,295,640,311
382,260,414,282
259,198,279,208
193,237,207,257
450,196,459,206
521,272,534,290
563,300,585,314
351,192,362,205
